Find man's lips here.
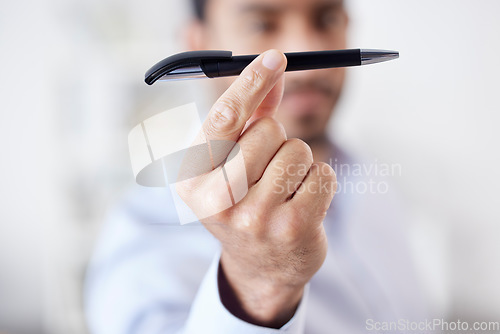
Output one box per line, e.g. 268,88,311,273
281,89,330,115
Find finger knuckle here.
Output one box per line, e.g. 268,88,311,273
206,100,241,137
281,210,305,241
311,162,337,181
284,138,313,164
309,163,338,197
231,205,266,237
252,116,287,142
204,185,232,212
314,162,337,181
241,67,266,92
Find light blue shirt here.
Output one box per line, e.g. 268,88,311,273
85,146,428,333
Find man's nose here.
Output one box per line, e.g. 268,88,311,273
277,20,325,53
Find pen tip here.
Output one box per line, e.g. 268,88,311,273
360,49,399,65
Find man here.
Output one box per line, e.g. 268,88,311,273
85,0,428,333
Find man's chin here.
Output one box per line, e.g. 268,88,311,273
281,88,331,115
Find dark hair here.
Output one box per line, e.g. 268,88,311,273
192,0,207,21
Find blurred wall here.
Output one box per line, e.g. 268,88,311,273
337,0,500,321
0,0,499,333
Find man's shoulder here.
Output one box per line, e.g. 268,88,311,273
91,184,219,267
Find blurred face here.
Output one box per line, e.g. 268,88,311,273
193,0,348,142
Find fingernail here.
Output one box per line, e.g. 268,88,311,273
262,50,284,71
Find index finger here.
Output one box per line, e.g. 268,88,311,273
202,49,287,144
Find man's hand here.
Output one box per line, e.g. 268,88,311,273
176,50,336,328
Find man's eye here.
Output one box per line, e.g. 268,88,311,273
249,20,277,33
316,12,342,30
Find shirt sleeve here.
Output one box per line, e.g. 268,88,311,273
182,251,308,334
84,190,309,334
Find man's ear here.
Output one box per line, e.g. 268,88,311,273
184,20,207,51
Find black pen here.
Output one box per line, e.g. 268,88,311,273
145,49,399,85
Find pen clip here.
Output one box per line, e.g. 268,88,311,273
145,50,233,85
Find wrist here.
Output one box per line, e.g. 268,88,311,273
218,252,305,328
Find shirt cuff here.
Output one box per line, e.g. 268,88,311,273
183,251,308,334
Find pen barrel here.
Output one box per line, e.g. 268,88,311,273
201,49,361,78
285,49,361,71
202,55,257,78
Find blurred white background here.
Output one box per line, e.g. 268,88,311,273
0,0,499,333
